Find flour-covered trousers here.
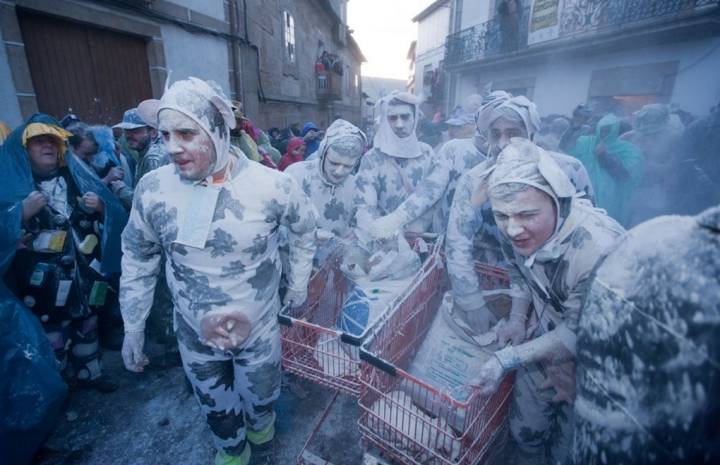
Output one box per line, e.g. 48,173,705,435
509,362,574,465
175,313,281,456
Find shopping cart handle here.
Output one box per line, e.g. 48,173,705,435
359,349,397,376
277,314,293,326
339,332,363,346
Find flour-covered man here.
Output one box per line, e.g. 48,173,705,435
285,119,366,240
354,91,449,238
470,139,624,465
446,94,594,334
119,77,317,465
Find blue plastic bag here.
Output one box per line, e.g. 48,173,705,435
337,285,371,337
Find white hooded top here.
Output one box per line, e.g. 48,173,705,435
372,91,423,159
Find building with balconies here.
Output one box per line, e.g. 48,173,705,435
444,0,720,117
412,0,452,115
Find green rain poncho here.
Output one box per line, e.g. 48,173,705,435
571,114,643,225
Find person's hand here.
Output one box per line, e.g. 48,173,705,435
315,229,335,242
104,166,125,184
540,361,576,404
368,212,407,240
83,192,104,214
110,180,126,193
283,287,307,308
22,191,47,222
121,331,148,372
468,357,504,396
200,312,251,350
496,316,527,347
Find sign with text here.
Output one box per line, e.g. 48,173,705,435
528,0,564,45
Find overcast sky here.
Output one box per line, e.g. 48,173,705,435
348,0,433,80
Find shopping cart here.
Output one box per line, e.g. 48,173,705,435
358,257,514,465
279,236,441,397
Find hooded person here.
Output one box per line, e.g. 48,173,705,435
570,113,644,226
467,138,624,465
67,124,135,209
119,77,318,465
302,121,321,157
445,95,595,336
620,104,684,224
256,130,282,167
0,113,121,393
353,91,450,239
573,205,720,465
558,104,593,154
285,119,366,241
229,100,263,163
535,116,570,152
429,91,514,233
278,137,306,171
677,101,720,216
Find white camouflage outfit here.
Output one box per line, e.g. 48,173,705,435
446,95,595,329
285,119,366,239
354,92,449,236
486,140,623,465
120,78,317,463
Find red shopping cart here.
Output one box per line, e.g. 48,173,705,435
358,257,514,465
279,236,441,397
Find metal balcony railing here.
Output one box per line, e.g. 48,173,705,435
445,0,719,67
560,0,719,35
445,7,531,67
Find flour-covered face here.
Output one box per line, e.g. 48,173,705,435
491,186,556,257
386,103,415,138
323,147,358,185
159,109,216,181
489,117,528,157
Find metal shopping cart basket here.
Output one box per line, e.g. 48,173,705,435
279,235,441,397
358,257,514,465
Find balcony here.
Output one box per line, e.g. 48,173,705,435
445,7,531,67
445,0,719,68
317,70,342,101
561,0,719,35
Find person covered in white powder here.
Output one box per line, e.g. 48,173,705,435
119,77,317,465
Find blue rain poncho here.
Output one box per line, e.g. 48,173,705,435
0,113,68,465
570,114,644,225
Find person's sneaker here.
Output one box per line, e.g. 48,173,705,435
249,441,275,465
77,374,118,393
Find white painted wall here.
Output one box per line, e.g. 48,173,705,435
454,37,720,117
416,5,451,55
171,0,225,21
460,0,492,30
0,28,24,127
161,24,231,96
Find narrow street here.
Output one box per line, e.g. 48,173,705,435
33,341,363,465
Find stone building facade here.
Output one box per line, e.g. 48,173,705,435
0,0,364,130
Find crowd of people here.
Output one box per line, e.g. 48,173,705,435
0,75,717,465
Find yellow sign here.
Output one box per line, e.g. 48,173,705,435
530,0,561,32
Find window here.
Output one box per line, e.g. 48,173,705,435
284,11,296,64
354,73,359,91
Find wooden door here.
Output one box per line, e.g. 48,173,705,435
18,10,153,125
